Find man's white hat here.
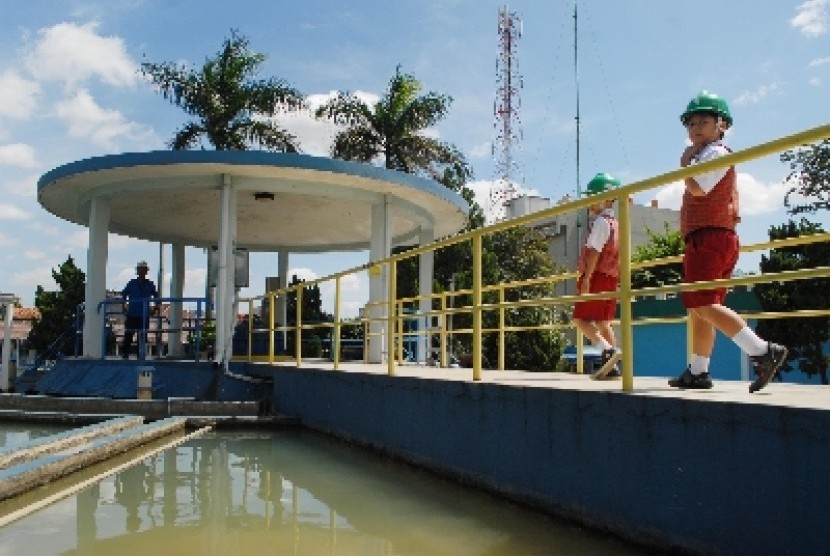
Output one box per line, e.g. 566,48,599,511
136,260,149,269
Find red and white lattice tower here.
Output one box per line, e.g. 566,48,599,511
489,6,523,222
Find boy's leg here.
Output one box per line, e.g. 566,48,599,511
573,318,611,350
596,320,616,350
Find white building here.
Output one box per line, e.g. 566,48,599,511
505,195,680,295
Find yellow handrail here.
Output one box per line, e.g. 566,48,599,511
232,122,830,391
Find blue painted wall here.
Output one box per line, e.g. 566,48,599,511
273,367,830,556
628,290,827,384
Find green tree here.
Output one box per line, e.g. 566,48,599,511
140,29,304,151
315,66,469,180
27,256,86,356
780,138,830,215
630,222,684,290
286,275,332,356
481,227,565,371
755,219,830,384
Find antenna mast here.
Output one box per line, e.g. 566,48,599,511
489,5,523,222
574,0,581,197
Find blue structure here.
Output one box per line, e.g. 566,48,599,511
270,365,830,556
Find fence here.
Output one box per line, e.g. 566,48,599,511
191,123,830,390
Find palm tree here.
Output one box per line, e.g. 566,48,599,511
315,67,470,181
141,29,304,151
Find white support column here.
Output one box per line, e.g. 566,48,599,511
368,195,392,363
216,174,237,368
83,196,110,358
418,227,435,365
0,297,14,391
169,243,185,357
277,250,289,351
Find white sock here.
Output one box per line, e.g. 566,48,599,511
596,338,612,351
731,326,767,357
690,355,710,375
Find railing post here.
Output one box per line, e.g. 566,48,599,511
618,193,634,391
396,300,404,364
498,285,505,371
295,285,303,368
440,293,447,367
268,292,276,365
334,277,341,370
387,261,396,376
473,234,483,381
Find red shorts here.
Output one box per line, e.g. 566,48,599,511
682,228,739,308
573,272,618,321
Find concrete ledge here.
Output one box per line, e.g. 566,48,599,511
0,417,186,501
0,393,260,420
0,415,144,469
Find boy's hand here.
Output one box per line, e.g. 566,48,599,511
680,145,701,167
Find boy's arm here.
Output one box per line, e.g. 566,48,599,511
680,145,706,196
681,144,728,196
579,249,600,294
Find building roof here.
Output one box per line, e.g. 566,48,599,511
38,150,470,253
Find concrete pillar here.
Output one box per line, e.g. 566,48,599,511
368,195,391,363
215,174,237,368
169,243,185,357
418,226,435,364
83,196,110,358
0,298,13,391
277,250,289,351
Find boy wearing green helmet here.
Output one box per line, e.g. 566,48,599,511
669,91,787,393
573,172,621,380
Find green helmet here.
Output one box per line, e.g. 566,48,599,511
585,172,621,196
680,90,733,127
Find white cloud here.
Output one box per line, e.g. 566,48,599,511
23,248,47,261
808,56,830,67
465,179,541,223
0,204,32,220
288,267,319,282
59,229,92,251
0,144,37,168
733,82,782,106
54,89,155,149
3,173,41,198
653,173,787,216
273,90,381,156
0,231,18,247
0,70,41,120
653,181,684,211
11,266,59,291
24,21,138,88
469,142,492,159
737,173,789,215
791,0,830,38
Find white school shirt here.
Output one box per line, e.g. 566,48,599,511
585,208,614,252
690,142,730,194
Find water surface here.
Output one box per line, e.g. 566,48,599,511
0,429,660,555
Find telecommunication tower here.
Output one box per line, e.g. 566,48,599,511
489,6,524,222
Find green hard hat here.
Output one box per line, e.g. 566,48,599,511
585,172,621,196
680,90,733,127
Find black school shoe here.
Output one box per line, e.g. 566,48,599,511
749,343,788,393
668,367,713,389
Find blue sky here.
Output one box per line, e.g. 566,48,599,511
1,0,828,316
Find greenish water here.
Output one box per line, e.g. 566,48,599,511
0,429,660,555
0,423,68,450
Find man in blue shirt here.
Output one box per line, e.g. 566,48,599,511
121,260,159,358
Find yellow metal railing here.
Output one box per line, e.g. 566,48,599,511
236,122,830,391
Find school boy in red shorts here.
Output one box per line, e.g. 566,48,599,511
669,91,787,393
573,173,621,379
